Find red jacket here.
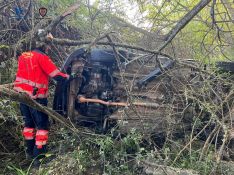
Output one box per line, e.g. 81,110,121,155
14,50,69,99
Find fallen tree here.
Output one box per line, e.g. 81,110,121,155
0,84,100,137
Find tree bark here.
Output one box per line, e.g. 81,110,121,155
159,0,212,52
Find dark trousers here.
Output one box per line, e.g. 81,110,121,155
20,98,49,130
20,98,49,158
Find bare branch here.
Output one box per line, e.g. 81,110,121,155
50,37,173,59
44,2,80,34
159,0,212,52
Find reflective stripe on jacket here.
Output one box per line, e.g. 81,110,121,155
14,50,69,99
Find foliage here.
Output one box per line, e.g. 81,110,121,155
0,100,18,119
7,165,27,175
0,59,17,83
95,128,143,174
36,0,233,62
38,128,144,174
135,0,234,62
164,143,215,175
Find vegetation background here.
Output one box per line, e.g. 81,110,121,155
0,0,233,174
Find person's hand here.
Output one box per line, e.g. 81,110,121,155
46,33,53,40
68,72,78,81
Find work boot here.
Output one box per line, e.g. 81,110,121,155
31,146,47,168
33,145,47,160
25,139,35,160
25,152,34,161
32,159,41,169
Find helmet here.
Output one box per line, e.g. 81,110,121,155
28,29,53,53
37,29,53,39
37,29,45,37
35,40,46,48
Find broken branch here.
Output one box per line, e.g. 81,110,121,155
0,85,100,137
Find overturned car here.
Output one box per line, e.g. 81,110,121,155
53,47,234,135
53,48,175,131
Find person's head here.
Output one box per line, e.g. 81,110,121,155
32,41,49,53
32,29,53,53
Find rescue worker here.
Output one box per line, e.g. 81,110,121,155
13,32,69,163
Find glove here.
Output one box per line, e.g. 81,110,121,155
68,72,78,81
